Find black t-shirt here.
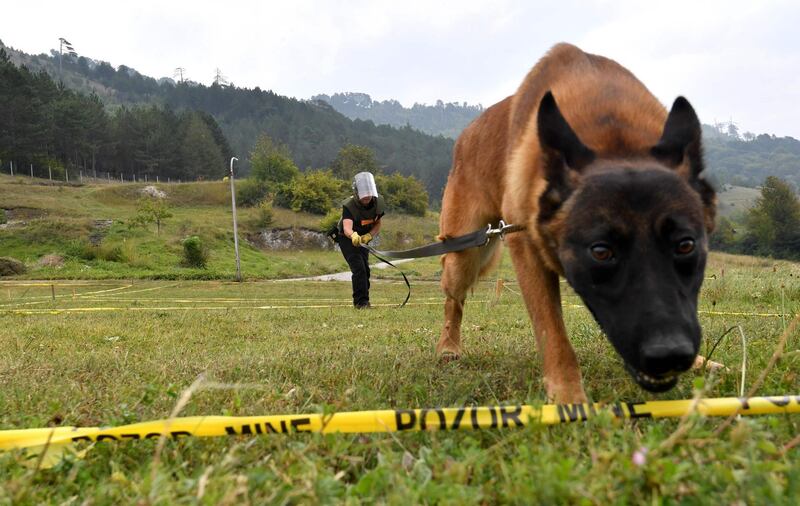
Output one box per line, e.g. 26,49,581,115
342,200,383,235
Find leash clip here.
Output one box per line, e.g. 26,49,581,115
486,220,516,240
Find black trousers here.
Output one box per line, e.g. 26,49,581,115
339,236,371,307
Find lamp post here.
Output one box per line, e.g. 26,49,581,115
229,157,242,282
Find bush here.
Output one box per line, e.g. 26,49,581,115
318,208,341,233
277,170,346,214
0,257,26,276
65,240,96,260
255,198,275,228
182,236,208,268
376,173,428,216
0,209,6,225
236,178,269,207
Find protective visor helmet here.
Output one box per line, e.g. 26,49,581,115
352,172,379,201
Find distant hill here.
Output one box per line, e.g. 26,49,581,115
319,92,800,191
0,40,454,200
4,38,800,199
312,92,484,139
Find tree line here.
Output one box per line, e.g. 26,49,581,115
2,42,455,201
0,48,232,181
312,92,484,139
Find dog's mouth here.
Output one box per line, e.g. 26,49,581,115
624,363,680,392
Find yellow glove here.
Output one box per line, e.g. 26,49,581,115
361,233,373,245
351,231,362,247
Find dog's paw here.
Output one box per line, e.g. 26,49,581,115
545,379,588,404
438,350,461,363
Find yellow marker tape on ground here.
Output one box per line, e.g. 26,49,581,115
2,395,798,454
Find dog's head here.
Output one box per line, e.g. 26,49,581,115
536,92,716,392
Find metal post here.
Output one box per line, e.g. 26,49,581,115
120,173,123,182
9,161,13,176
49,166,52,180
30,164,33,178
66,169,69,182
156,175,159,183
229,157,242,282
80,170,83,183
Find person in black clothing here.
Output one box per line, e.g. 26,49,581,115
338,172,385,309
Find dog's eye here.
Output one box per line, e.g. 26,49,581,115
590,244,614,262
676,238,695,255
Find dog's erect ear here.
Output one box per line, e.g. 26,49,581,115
538,91,595,171
537,91,594,221
651,97,702,175
652,96,716,231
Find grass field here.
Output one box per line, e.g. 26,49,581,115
1,251,799,503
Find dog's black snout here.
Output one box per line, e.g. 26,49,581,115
640,339,696,376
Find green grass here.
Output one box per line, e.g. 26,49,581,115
1,253,799,503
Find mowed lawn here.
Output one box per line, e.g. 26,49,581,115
1,252,800,503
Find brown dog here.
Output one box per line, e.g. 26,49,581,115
437,43,716,403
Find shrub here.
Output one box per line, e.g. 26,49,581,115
65,240,96,260
236,178,269,207
277,170,346,214
0,209,6,225
0,257,26,276
376,173,428,216
318,208,341,233
182,236,208,268
255,198,275,228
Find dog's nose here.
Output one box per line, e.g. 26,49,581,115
640,339,696,376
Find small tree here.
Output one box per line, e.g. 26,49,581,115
330,144,379,181
130,196,173,235
249,135,300,186
745,176,800,257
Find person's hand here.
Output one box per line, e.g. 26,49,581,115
351,232,362,247
361,233,373,245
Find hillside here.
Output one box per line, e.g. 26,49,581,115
0,40,454,200
0,174,439,280
318,95,800,191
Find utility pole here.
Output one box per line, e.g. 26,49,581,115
174,67,186,83
229,157,242,282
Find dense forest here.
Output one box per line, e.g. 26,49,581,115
0,48,231,181
312,92,484,139
0,41,454,200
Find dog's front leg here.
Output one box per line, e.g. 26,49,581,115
506,235,588,403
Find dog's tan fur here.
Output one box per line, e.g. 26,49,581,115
437,43,687,403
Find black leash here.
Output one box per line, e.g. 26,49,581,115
362,221,525,308
364,248,412,307
366,221,525,259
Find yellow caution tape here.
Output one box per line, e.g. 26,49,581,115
3,395,798,453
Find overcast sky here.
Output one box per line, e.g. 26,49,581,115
4,0,799,138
